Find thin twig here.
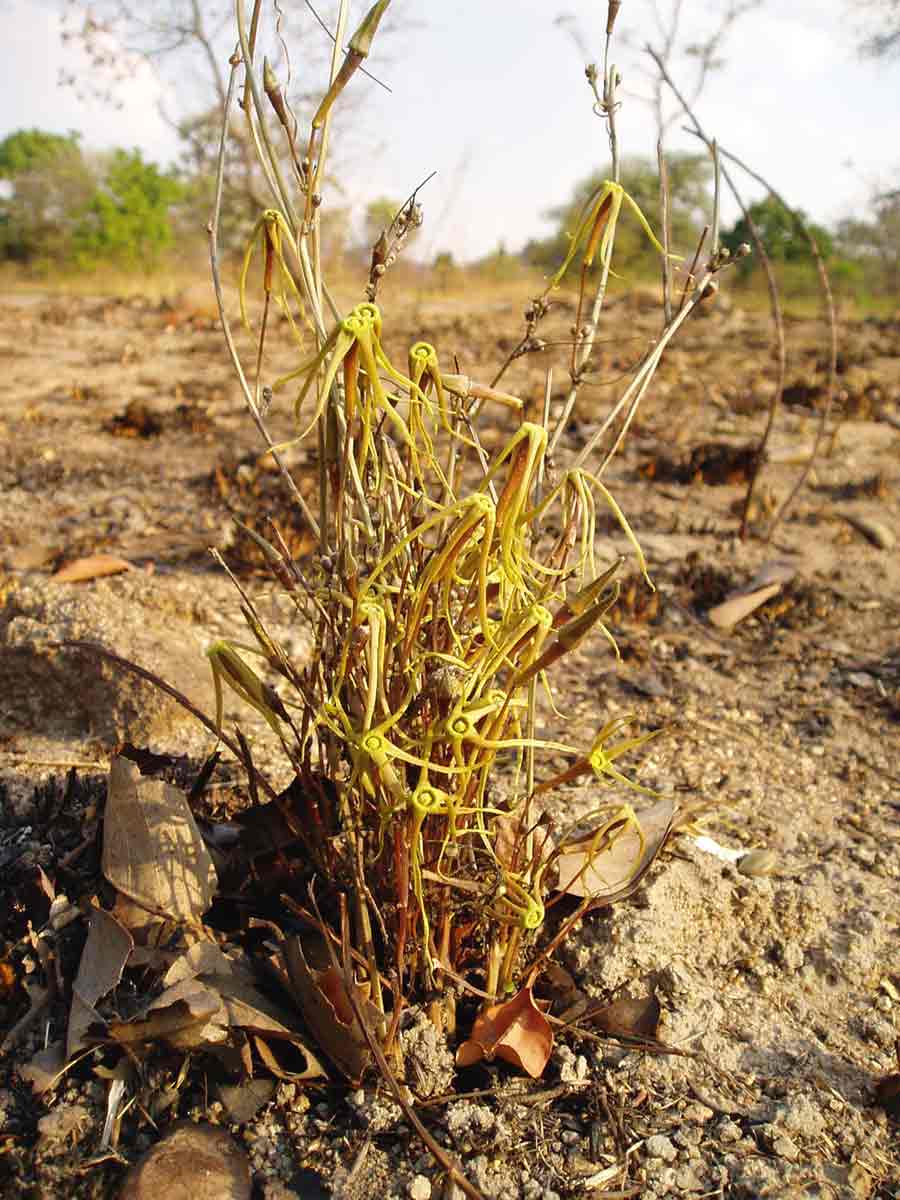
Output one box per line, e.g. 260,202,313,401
646,46,791,541
207,50,321,541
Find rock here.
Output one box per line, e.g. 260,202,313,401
644,1134,677,1162
120,1121,251,1200
717,1119,742,1144
555,1044,589,1083
674,1164,704,1191
772,1134,800,1161
0,575,213,746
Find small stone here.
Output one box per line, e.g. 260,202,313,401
120,1121,251,1200
408,1175,432,1200
644,1134,677,1162
682,1102,713,1124
717,1119,742,1143
738,849,777,877
675,1165,703,1191
772,1134,799,1161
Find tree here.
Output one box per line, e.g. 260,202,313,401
834,188,900,295
72,149,184,268
524,153,712,277
0,129,95,264
59,1,397,246
721,197,834,277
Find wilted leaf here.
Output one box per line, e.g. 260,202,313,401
217,1079,276,1124
162,941,238,986
18,1041,67,1095
67,906,134,1058
53,555,132,583
554,796,674,905
108,980,229,1051
707,561,795,629
456,986,553,1078
282,936,373,1083
493,797,554,873
102,757,217,923
252,1034,326,1082
579,994,661,1039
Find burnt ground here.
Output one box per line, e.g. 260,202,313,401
0,277,898,1199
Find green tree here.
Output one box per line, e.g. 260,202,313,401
0,129,95,264
721,197,834,281
524,153,712,278
72,149,184,268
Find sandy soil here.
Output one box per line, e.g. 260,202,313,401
0,279,898,1199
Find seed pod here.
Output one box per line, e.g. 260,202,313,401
738,848,777,878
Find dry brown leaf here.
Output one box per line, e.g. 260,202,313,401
18,1041,67,1095
554,796,674,905
456,986,553,1078
493,797,554,873
217,1079,276,1124
154,942,328,1080
707,582,782,628
67,906,134,1058
102,757,217,923
282,936,374,1083
108,980,228,1051
52,555,133,583
707,561,796,629
580,994,661,1039
162,941,239,986
252,1034,326,1082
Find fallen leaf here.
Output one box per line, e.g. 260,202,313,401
553,796,674,905
18,1041,67,1095
579,994,661,1039
282,936,374,1083
67,906,134,1058
217,1079,276,1124
102,757,217,923
52,555,132,583
456,986,553,1078
707,561,796,629
162,940,238,986
252,1034,326,1082
107,980,228,1051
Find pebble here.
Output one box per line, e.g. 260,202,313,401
119,1122,251,1200
772,1134,800,1161
738,848,777,878
717,1119,742,1143
644,1134,677,1162
408,1175,431,1200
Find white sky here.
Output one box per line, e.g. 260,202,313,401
2,0,897,261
